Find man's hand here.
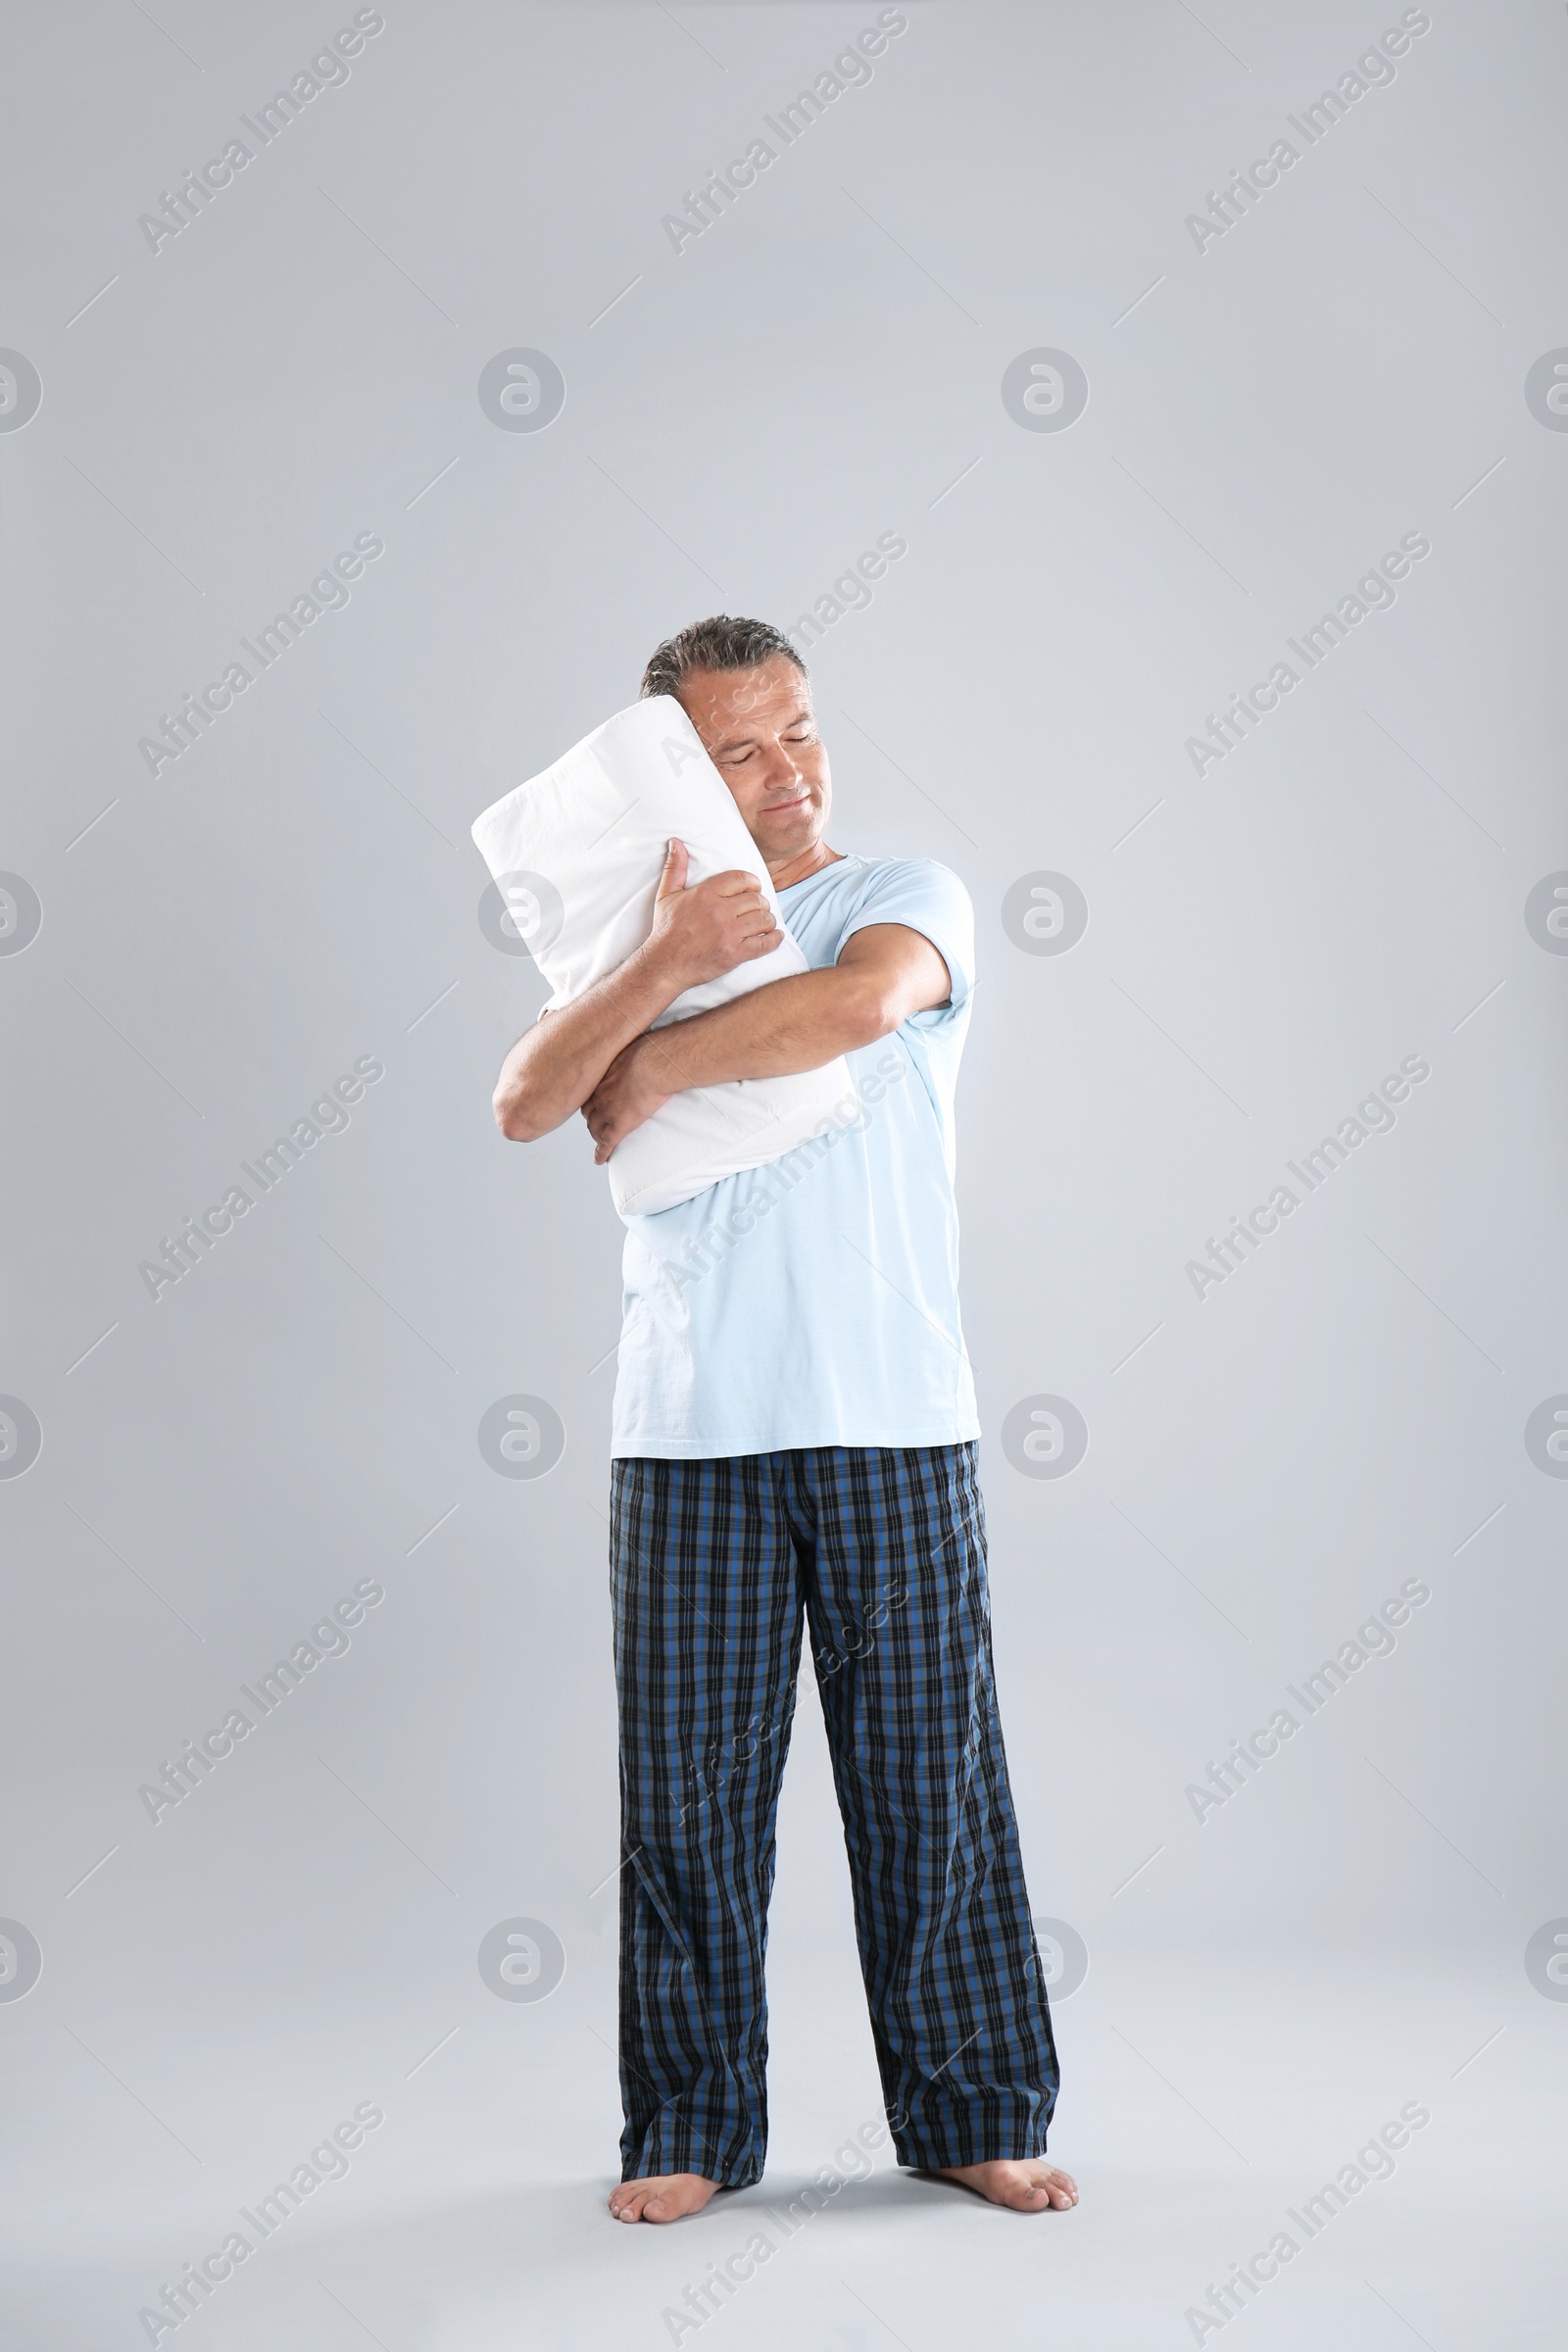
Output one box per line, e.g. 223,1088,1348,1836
578,920,953,1164
575,841,782,1163
490,838,781,1144
645,839,782,991
581,1032,678,1162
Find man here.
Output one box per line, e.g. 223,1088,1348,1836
492,616,1076,2224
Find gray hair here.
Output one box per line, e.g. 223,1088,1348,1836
639,614,807,703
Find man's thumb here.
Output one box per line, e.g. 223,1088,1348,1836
658,837,688,896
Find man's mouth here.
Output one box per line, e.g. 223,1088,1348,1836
763,790,810,813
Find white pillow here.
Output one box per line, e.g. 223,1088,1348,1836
471,696,855,1216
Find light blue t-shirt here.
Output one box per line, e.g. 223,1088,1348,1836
611,855,980,1458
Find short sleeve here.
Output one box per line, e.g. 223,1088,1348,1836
838,859,975,1026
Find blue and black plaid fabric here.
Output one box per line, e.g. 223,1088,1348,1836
610,1441,1059,2186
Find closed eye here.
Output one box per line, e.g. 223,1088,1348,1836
716,724,815,763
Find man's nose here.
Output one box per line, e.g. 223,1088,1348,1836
760,739,804,782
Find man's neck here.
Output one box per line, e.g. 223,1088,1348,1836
766,841,844,892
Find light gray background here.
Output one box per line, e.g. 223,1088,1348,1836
3,2,1565,2345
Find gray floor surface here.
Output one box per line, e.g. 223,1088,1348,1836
8,1930,1562,2350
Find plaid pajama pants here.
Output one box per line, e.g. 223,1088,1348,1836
610,1441,1059,2186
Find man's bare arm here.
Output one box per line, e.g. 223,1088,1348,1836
491,841,782,1141
581,922,952,1162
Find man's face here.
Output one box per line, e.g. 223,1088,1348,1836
676,657,830,873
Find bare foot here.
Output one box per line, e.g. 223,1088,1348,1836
933,2159,1079,2212
608,2172,722,2225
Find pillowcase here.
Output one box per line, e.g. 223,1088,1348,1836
471,695,855,1216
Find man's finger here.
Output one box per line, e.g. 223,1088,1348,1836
657,839,689,899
